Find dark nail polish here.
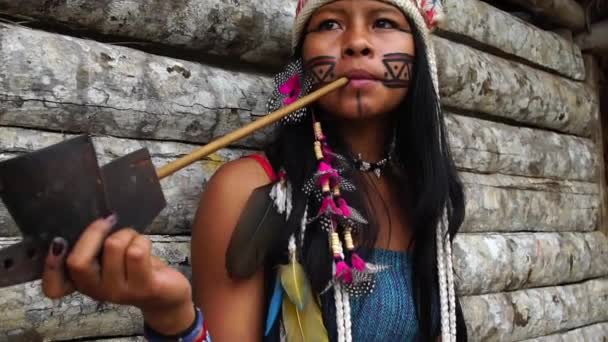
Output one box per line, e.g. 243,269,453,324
51,239,65,256
105,213,118,227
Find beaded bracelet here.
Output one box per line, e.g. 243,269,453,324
143,306,210,342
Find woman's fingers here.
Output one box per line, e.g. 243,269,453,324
101,228,138,300
65,215,116,294
125,234,153,295
42,215,184,309
42,237,75,299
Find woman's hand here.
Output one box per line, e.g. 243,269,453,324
41,215,195,335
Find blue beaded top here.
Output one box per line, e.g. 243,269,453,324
350,249,419,341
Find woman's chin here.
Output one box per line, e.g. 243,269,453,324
323,107,391,121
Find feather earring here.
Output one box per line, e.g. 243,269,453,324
308,116,386,295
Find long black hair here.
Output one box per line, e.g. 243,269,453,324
264,21,467,342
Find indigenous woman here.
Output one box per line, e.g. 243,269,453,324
41,0,467,341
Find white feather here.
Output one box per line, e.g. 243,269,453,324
270,181,294,219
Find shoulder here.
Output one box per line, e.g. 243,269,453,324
205,155,275,198
195,155,276,231
192,155,277,260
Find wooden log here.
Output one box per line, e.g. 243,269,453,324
446,113,597,181
0,23,598,138
440,0,584,80
0,0,586,77
0,236,190,341
499,0,586,31
519,322,608,341
435,37,597,137
460,172,598,233
453,232,608,295
0,23,274,149
0,127,599,236
0,0,294,68
461,278,608,341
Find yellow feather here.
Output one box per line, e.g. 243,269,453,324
280,259,329,342
279,256,310,310
282,296,306,342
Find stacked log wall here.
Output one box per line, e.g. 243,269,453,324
0,0,606,340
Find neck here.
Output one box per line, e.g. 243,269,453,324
333,115,393,161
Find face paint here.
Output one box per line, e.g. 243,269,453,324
357,90,363,117
305,56,337,85
381,53,414,89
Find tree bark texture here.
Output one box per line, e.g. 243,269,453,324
519,322,608,341
0,24,597,139
461,278,608,341
0,23,274,148
0,0,295,68
460,172,598,233
499,0,586,31
435,37,597,137
440,0,584,80
0,0,586,77
453,231,608,295
0,127,599,237
446,113,597,182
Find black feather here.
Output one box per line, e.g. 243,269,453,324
226,183,285,279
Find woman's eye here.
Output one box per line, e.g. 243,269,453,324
317,19,340,31
374,18,397,29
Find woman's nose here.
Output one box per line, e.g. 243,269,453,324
342,26,374,58
344,44,372,57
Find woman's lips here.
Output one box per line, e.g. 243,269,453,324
348,79,378,89
345,70,380,89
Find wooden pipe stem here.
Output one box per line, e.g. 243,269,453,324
156,77,348,180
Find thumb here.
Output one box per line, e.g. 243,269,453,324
42,237,75,299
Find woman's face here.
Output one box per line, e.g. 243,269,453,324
302,0,415,120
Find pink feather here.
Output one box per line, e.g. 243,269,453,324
336,198,350,217
318,161,333,173
351,253,366,271
319,196,342,216
335,260,352,283
317,161,340,186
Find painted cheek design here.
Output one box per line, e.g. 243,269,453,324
382,53,414,89
305,56,337,85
